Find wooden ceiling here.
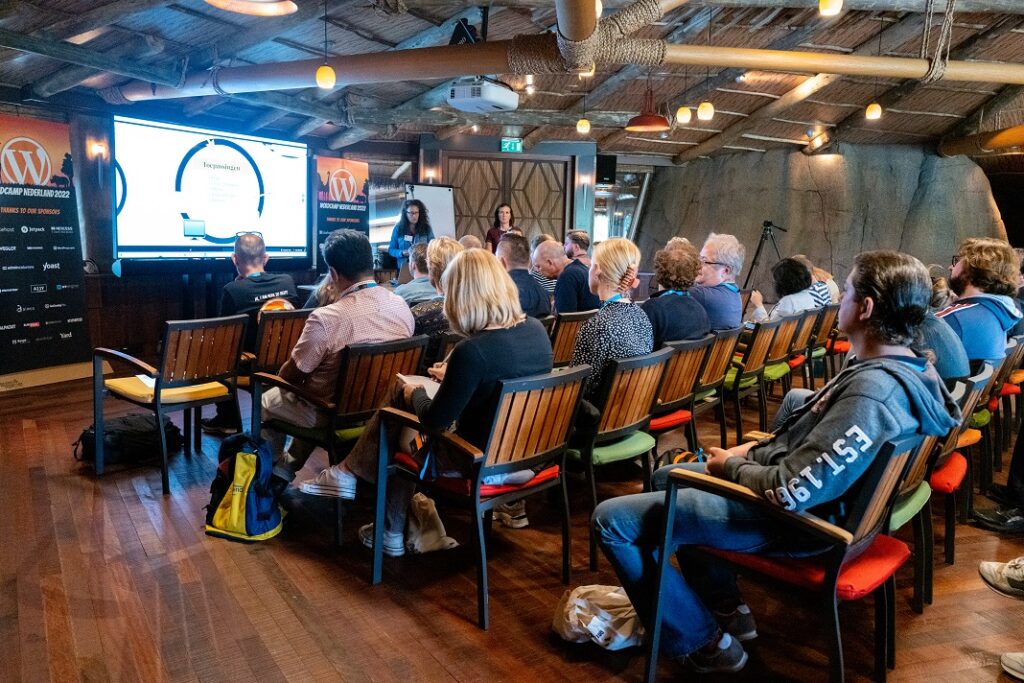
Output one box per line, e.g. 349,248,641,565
1,0,1023,163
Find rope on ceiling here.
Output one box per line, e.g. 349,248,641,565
920,0,958,83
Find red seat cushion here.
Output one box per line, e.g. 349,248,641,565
929,451,968,495
393,451,560,498
1001,383,1021,397
988,396,1000,413
702,534,910,601
649,409,693,432
826,339,851,354
787,354,807,369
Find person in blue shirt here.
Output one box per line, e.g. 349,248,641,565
496,232,551,318
641,242,710,348
690,232,746,331
388,199,434,270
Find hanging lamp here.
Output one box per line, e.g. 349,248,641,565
625,76,670,132
577,94,591,135
819,0,843,16
204,0,297,16
696,7,715,121
865,24,882,120
315,1,335,89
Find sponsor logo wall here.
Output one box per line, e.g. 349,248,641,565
314,157,369,273
0,114,88,375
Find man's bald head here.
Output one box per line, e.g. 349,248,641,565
533,239,570,279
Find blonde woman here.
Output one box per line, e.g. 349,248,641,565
410,236,464,361
299,249,554,554
570,237,654,402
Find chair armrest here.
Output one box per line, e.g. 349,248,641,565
251,372,335,411
743,430,773,442
666,468,853,546
378,407,484,461
92,347,158,377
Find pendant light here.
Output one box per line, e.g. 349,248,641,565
697,7,714,121
818,0,843,16
576,94,591,135
624,75,670,133
865,24,882,120
204,0,297,16
315,1,335,89
676,105,692,125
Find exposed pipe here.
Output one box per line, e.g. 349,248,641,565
938,124,1024,156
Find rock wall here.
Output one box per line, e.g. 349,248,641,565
635,144,1005,294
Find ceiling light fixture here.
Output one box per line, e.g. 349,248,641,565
676,105,692,125
577,93,591,135
865,24,882,120
697,7,715,122
818,0,843,17
204,0,298,16
315,2,335,89
624,79,670,132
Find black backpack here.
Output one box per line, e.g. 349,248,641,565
73,414,183,466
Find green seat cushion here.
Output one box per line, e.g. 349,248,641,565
724,367,758,390
567,431,657,466
695,388,717,402
763,362,792,382
889,481,932,532
970,409,991,429
811,346,827,359
263,419,366,445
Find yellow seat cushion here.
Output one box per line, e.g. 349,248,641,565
105,376,229,404
236,375,252,389
1010,369,1024,385
956,428,981,449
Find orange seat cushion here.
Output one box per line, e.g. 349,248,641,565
956,428,981,448
929,452,968,495
702,534,910,601
649,409,693,432
393,451,560,498
826,339,851,354
988,396,999,413
1010,369,1024,385
1001,383,1021,397
787,354,807,369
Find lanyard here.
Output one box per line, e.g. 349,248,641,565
601,293,625,309
341,281,377,299
662,289,689,297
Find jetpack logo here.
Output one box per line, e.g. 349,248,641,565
328,168,358,203
0,136,51,186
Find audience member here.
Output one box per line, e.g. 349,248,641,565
388,199,433,270
916,272,969,382
265,229,414,486
565,229,593,267
666,236,692,250
593,250,958,674
792,254,839,305
748,257,820,323
202,232,299,435
534,239,601,313
530,234,558,295
459,234,484,250
691,233,745,331
496,233,552,318
978,555,1024,679
393,242,437,306
298,249,554,556
936,237,1021,369
641,242,711,348
485,203,517,252
410,237,465,362
304,274,339,308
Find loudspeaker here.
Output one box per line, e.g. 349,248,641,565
596,154,617,185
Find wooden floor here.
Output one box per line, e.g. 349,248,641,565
2,376,1024,683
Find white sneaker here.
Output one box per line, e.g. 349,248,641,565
359,523,405,557
978,556,1024,599
298,466,356,499
494,500,529,529
1002,653,1024,680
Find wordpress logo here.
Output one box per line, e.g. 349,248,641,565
328,168,359,202
1,136,51,185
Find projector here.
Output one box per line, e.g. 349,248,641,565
446,79,519,113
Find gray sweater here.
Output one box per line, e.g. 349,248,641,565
723,356,960,524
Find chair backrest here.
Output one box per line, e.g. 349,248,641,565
159,315,249,388
480,365,590,472
439,330,464,363
936,362,994,463
252,308,312,374
538,315,556,335
790,308,820,357
810,303,841,349
733,318,783,381
550,310,597,367
764,313,801,366
740,288,753,316
843,436,922,551
982,338,1021,405
333,335,430,421
899,376,978,496
694,328,741,393
655,334,715,412
594,347,674,438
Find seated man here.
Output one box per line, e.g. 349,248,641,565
690,232,745,331
392,242,437,306
533,238,600,313
936,237,1021,370
496,233,551,318
263,229,415,485
594,251,959,674
202,231,299,435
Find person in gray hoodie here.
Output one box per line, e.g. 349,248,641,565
593,251,960,674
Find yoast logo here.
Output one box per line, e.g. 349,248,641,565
328,168,359,202
59,331,72,339
42,262,60,271
1,136,51,185
16,305,36,313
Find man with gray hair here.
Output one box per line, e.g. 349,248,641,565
691,232,745,331
534,238,600,313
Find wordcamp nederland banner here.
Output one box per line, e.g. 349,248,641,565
0,114,88,375
315,156,369,273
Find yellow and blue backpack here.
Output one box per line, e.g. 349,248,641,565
205,433,284,542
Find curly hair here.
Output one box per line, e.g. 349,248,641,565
851,251,931,346
654,243,701,291
955,237,1018,297
771,258,812,299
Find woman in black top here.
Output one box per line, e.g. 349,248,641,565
641,241,711,348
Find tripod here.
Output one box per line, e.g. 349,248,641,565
743,220,787,289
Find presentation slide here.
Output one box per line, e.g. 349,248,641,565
113,117,309,261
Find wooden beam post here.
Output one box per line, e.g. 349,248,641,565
30,34,166,98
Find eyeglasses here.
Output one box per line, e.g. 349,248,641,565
701,258,727,267
235,231,263,238
951,255,963,266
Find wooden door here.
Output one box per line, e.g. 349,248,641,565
447,157,502,244
508,160,567,243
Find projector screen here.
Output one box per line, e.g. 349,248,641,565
113,117,310,266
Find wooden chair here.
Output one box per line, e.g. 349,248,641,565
690,328,742,449
550,310,597,367
538,314,556,335
374,365,590,628
566,347,675,569
92,314,248,494
723,318,782,445
251,335,429,543
645,436,923,683
739,288,753,317
760,312,802,395
647,334,715,454
807,304,841,390
971,339,1020,498
785,307,823,390
236,308,311,393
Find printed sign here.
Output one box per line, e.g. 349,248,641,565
315,156,369,273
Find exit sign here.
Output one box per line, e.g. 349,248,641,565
500,137,523,153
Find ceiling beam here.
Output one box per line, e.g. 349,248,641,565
292,117,327,138
409,0,1024,13
249,108,290,132
29,33,166,98
673,14,925,163
949,84,1024,138
40,0,174,41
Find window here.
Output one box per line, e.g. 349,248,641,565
592,169,651,242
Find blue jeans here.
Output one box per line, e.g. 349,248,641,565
593,464,782,659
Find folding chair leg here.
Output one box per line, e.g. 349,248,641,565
716,401,727,449
873,584,888,682
885,576,896,671
824,591,844,683
193,407,201,452
644,479,679,683
335,499,344,548
560,477,571,585
686,419,699,453
92,356,105,477
960,447,973,523
586,453,599,572
945,493,956,565
911,511,925,614
474,506,489,630
182,409,192,456
923,508,934,605
155,403,170,495
733,392,744,447
641,447,653,492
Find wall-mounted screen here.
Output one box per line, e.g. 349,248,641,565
113,116,310,267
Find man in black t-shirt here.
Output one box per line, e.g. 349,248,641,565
202,232,299,435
